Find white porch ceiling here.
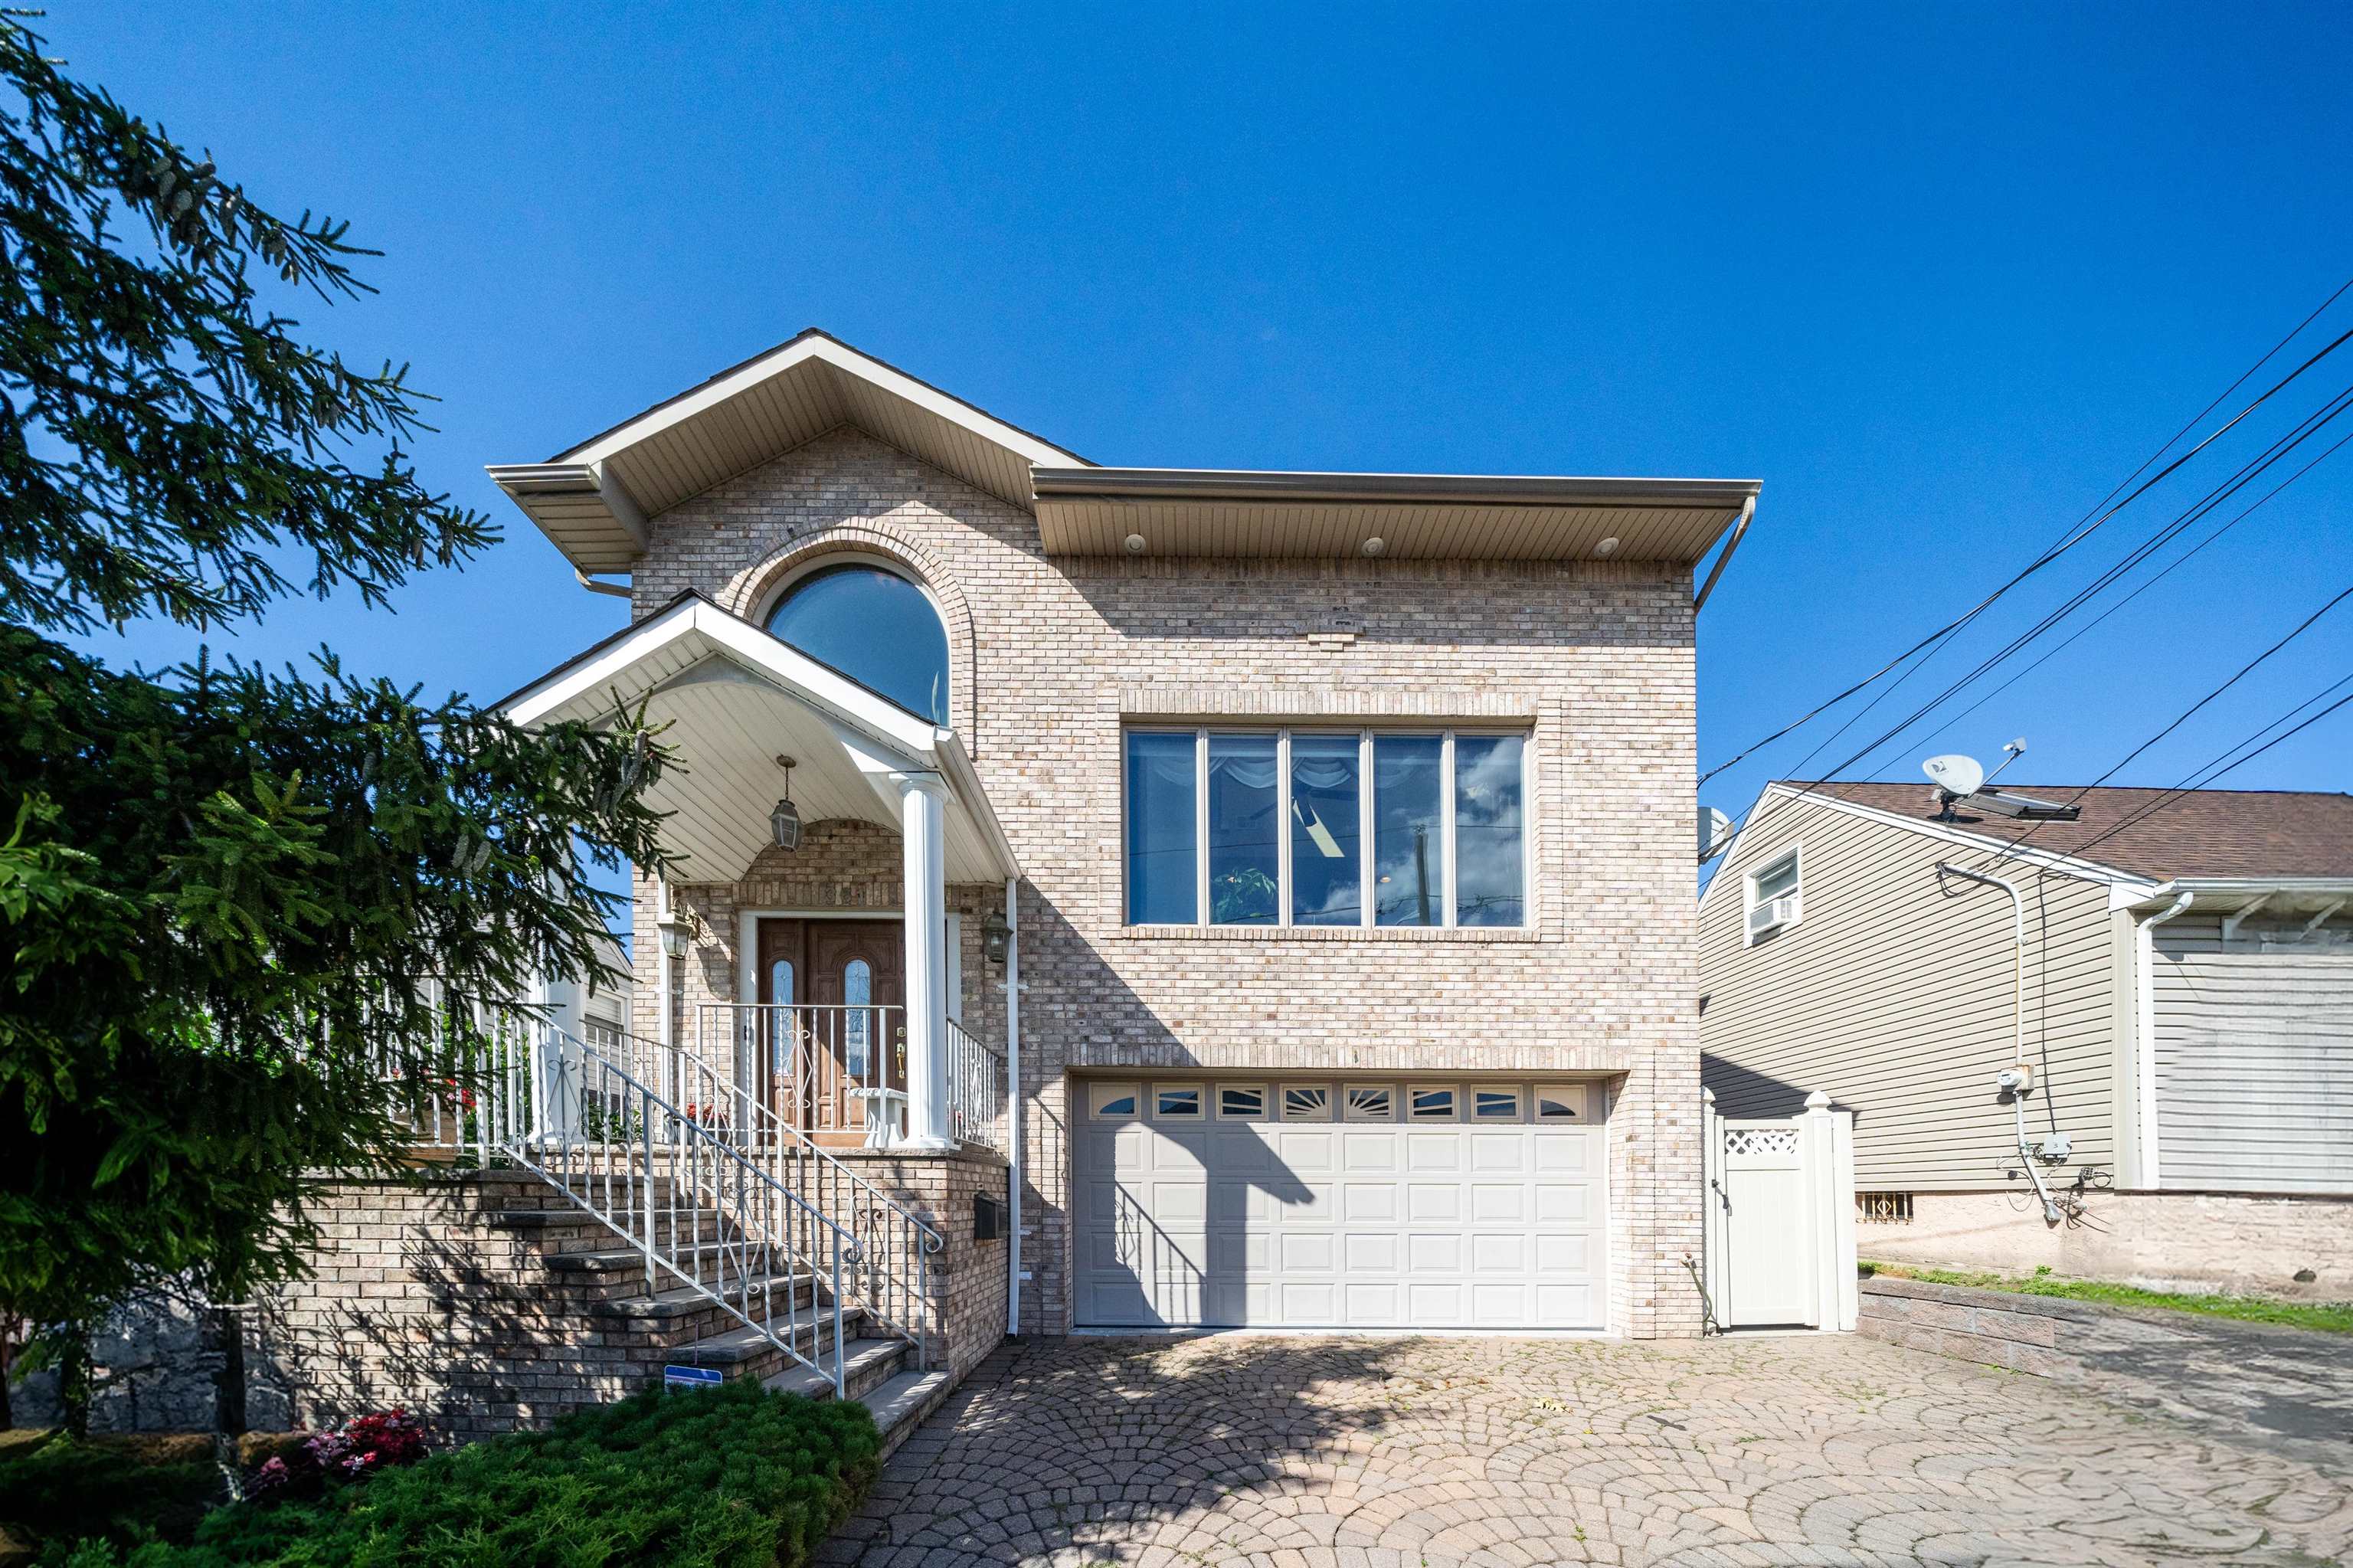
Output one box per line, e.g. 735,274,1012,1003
499,595,1016,885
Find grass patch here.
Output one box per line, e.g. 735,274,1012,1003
1862,1260,2353,1334
36,1380,879,1567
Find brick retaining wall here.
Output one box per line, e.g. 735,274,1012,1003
1856,1274,2079,1376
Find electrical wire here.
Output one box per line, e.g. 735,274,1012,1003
1697,282,2353,789
1960,584,2353,870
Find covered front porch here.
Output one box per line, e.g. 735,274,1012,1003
502,591,1018,1153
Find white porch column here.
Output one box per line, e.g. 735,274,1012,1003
899,772,954,1149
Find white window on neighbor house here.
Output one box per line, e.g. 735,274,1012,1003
1744,846,1803,944
1121,728,1530,930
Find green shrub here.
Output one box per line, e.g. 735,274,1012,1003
0,1431,299,1559
51,1382,881,1568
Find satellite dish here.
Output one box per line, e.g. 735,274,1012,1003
1923,753,1985,797
1697,805,1733,864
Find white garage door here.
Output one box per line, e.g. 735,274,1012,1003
1074,1079,1607,1330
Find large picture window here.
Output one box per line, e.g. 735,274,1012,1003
1123,728,1530,929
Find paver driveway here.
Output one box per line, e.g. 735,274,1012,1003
827,1332,2352,1568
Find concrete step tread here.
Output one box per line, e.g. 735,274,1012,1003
547,1245,777,1274
673,1311,870,1366
592,1273,818,1320
759,1337,908,1396
857,1368,953,1439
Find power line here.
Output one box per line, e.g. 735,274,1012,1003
1963,583,2353,871
2018,673,2353,871
1924,424,2353,743
1697,291,2353,789
1779,378,2353,794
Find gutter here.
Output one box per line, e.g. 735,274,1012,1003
2131,887,2196,1189
1030,466,1763,512
1003,876,1024,1338
1692,495,1756,613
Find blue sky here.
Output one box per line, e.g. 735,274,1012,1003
59,4,2353,865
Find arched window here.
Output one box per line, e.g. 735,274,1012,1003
764,564,949,725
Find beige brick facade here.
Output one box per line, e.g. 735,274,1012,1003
625,427,1705,1339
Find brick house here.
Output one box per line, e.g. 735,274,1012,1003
481,326,1755,1364
11,331,1762,1443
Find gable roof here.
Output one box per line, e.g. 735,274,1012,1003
491,329,1762,578
1774,781,2353,881
486,329,1091,571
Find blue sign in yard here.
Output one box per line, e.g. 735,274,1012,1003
664,1364,725,1390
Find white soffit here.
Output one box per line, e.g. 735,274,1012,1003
1030,468,1761,562
486,330,1088,573
498,597,1015,883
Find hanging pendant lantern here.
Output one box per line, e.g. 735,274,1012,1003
770,755,802,852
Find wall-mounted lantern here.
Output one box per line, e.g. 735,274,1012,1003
981,910,1011,966
770,755,802,852
656,908,692,961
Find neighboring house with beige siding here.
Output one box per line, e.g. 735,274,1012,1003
1700,780,2353,1298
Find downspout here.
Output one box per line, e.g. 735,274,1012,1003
1937,863,2060,1223
1692,495,1756,614
1003,875,1023,1337
2132,888,2194,1190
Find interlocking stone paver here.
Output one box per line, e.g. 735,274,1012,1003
839,1334,2351,1567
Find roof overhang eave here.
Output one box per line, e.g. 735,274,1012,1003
1030,466,1762,511
2115,876,2353,914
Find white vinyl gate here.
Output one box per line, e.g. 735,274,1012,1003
1700,1088,1859,1331
1074,1079,1608,1331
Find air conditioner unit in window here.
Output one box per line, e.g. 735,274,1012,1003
1747,895,1798,938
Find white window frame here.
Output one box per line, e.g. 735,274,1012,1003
1533,1083,1591,1121
1407,1085,1459,1121
1471,1087,1523,1121
1088,1082,1141,1120
1153,1083,1205,1120
1280,1084,1334,1121
1743,843,1804,946
1216,1083,1268,1120
1121,725,1532,931
1342,1084,1397,1121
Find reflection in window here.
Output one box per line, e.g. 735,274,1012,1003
1290,735,1361,925
1455,735,1525,927
1219,1085,1267,1118
1409,1087,1457,1119
1373,735,1444,927
1345,1085,1395,1120
1474,1088,1520,1120
765,564,948,725
1125,732,1198,924
1281,1085,1332,1121
1091,1083,1138,1118
767,959,795,1072
1207,734,1279,925
843,959,872,1079
1155,1085,1203,1118
1536,1086,1585,1121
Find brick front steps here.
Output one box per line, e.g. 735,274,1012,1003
470,1175,950,1453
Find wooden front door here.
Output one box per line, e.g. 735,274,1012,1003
755,918,905,1131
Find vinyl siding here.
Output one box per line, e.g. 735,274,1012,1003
2150,915,2353,1193
1698,793,2119,1191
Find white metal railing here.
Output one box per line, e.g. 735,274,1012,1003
519,1010,945,1365
697,1003,906,1138
409,1007,859,1393
947,1017,1005,1152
